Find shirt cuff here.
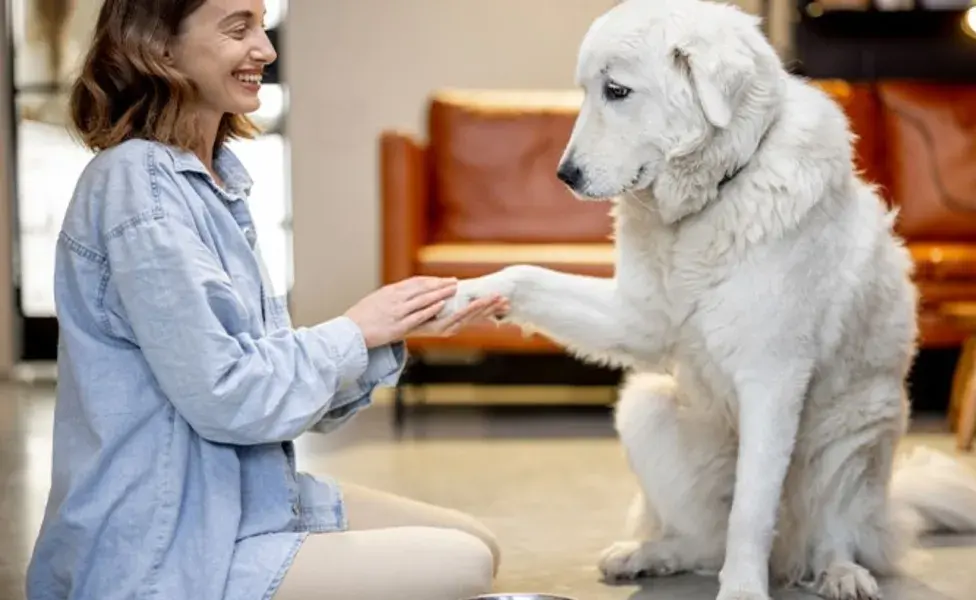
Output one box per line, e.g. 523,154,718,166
306,316,369,387
306,340,408,435
366,341,407,387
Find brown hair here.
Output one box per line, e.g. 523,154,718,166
69,0,259,153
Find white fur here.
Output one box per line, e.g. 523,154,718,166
439,1,976,599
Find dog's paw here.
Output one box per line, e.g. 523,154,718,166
716,572,769,600
717,558,770,600
598,540,682,582
816,562,881,600
438,270,518,320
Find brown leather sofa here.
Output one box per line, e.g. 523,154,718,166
379,82,976,357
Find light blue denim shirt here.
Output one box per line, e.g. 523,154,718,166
26,138,405,600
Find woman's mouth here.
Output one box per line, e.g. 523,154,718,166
234,71,262,89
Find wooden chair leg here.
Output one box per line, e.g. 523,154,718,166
949,339,975,430
955,337,976,451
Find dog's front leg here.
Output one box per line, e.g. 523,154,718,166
442,265,660,368
717,368,809,600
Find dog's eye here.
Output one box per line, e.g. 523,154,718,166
603,82,632,101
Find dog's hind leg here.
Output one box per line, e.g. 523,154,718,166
782,384,909,600
791,444,888,600
793,437,896,600
809,419,976,600
599,373,736,582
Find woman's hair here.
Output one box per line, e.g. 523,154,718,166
69,0,259,152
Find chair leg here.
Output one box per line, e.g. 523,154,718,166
956,337,976,452
949,338,976,431
392,354,423,434
393,383,407,432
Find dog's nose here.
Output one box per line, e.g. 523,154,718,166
556,161,584,190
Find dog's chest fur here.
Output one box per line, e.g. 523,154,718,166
611,196,758,404
613,198,736,321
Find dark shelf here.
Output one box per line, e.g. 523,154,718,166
793,4,976,81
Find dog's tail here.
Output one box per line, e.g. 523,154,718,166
889,445,976,535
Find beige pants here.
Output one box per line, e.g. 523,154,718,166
272,483,501,600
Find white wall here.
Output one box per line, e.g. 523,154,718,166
284,0,791,325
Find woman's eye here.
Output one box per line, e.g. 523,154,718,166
603,82,632,101
229,26,248,39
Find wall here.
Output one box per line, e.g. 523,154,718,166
284,0,791,325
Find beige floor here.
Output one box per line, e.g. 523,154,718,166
3,381,976,600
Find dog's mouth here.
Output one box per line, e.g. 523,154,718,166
632,165,647,186
571,164,650,201
622,164,648,194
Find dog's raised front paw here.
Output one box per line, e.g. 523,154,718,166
816,561,881,600
439,270,518,320
598,540,682,582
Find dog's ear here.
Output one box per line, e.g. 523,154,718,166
671,39,752,130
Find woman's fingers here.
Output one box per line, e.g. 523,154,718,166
419,295,506,335
489,296,509,315
402,289,512,338
401,299,449,331
453,296,495,322
399,281,458,316
396,276,457,300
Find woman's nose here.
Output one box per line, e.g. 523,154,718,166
253,30,278,65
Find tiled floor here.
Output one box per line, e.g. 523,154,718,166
3,381,976,599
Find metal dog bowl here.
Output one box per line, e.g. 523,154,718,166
463,595,577,600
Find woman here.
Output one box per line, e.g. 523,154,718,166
26,1,505,599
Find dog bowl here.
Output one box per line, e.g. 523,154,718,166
463,595,577,600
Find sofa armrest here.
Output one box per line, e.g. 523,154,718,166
379,130,429,284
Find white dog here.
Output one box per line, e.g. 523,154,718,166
439,0,976,599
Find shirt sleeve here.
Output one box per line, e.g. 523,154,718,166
311,341,407,434
103,166,394,445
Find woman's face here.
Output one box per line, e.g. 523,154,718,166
171,0,277,118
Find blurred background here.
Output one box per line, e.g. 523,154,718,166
1,1,975,598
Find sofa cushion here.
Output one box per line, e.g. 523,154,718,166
911,244,976,307
878,83,976,240
426,90,615,244
415,242,615,279
911,242,976,282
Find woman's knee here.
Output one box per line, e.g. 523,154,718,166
425,527,495,598
273,526,495,600
445,511,502,575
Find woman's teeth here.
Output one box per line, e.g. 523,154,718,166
235,73,262,84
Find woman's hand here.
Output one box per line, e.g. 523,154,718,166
407,293,509,338
343,276,461,349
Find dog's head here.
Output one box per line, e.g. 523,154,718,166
557,0,780,201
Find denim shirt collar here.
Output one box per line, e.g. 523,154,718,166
170,143,253,201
